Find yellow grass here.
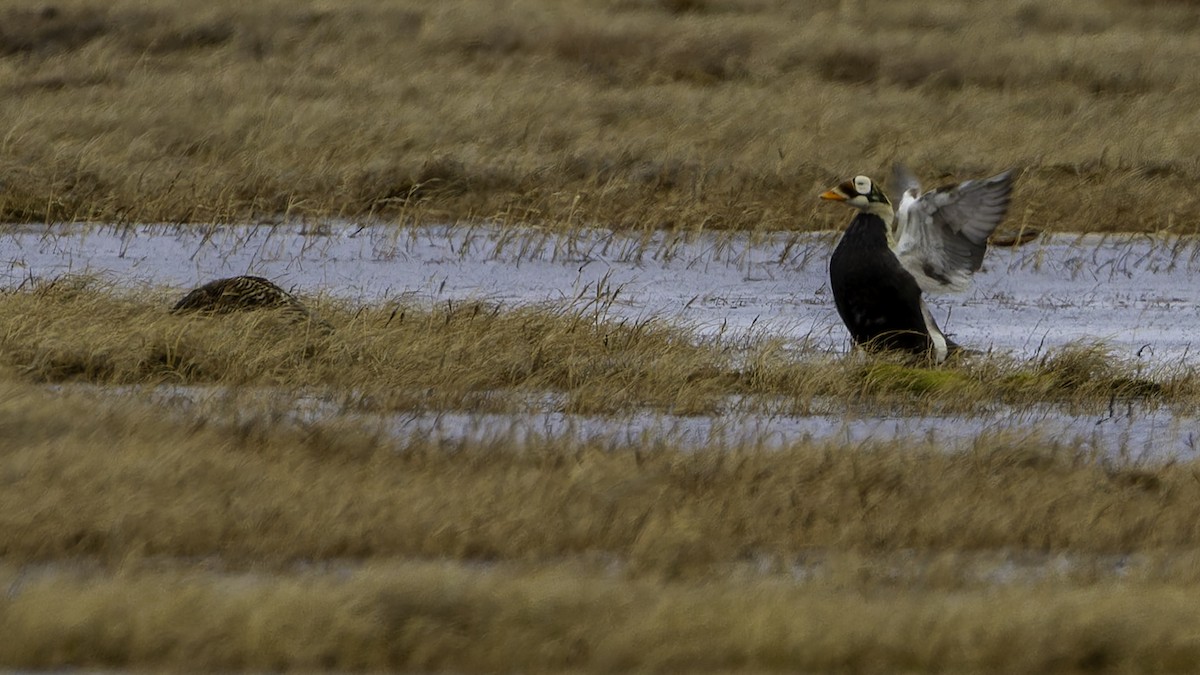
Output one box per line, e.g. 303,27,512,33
0,0,1198,231
5,562,1200,672
0,278,1189,415
3,376,1200,671
2,376,1197,567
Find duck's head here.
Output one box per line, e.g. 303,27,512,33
820,175,892,213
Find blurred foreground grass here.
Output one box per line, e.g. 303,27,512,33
2,372,1200,671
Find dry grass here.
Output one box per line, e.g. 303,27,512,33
5,562,1200,672
0,275,741,414
3,376,1200,670
2,376,1198,568
0,277,1188,413
0,0,1197,231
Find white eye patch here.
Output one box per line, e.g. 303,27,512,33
853,176,872,195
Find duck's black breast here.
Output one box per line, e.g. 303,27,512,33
828,212,933,355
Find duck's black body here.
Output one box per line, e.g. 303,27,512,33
829,212,950,358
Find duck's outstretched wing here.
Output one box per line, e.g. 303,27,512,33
892,165,1016,294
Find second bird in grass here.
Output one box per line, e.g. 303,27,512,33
171,275,333,333
821,166,1016,363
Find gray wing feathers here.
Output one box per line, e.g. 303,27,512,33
927,171,1015,246
893,168,1016,294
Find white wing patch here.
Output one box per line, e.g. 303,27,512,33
890,164,1015,295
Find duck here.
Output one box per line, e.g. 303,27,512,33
171,275,333,333
820,167,1016,363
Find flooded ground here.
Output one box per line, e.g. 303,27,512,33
117,383,1195,458
6,223,1199,457
4,223,1198,361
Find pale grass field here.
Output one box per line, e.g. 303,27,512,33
0,279,1186,413
0,281,1198,671
5,563,1200,672
3,375,1200,671
0,0,1197,231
